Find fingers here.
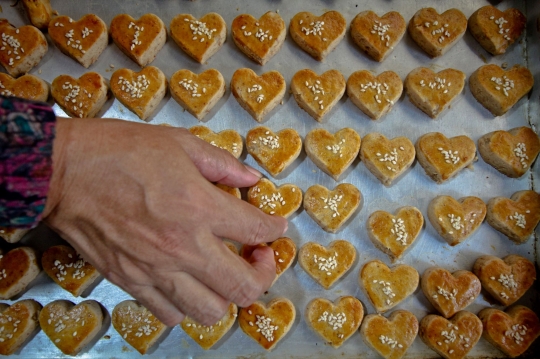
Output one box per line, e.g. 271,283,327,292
126,284,186,327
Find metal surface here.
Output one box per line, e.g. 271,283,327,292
1,0,539,358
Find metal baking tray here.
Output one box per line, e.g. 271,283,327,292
1,0,538,358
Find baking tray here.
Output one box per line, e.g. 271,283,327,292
1,0,539,358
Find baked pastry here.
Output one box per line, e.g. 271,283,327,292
215,183,241,199
469,64,534,117
360,310,419,359
230,68,285,122
419,311,482,359
181,303,237,350
240,237,296,284
359,260,419,313
39,300,103,356
350,11,406,62
223,240,239,254
305,296,363,348
478,305,540,358
289,11,346,61
110,13,166,67
347,70,402,120
170,69,225,121
110,66,167,121
42,245,100,297
415,132,477,184
22,0,53,30
231,11,286,65
304,183,361,233
408,8,467,58
360,133,415,186
486,190,540,243
290,69,346,122
0,247,40,300
48,14,108,68
247,178,302,218
189,125,242,159
366,206,424,261
0,73,48,102
478,127,540,178
298,240,356,289
51,72,108,118
421,267,481,319
238,297,295,351
170,13,226,63
0,227,30,243
0,299,41,355
427,195,487,246
469,6,526,56
112,300,167,354
473,254,536,306
405,67,466,119
0,19,47,77
304,128,361,181
246,126,302,177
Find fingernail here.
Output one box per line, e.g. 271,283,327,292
245,165,262,178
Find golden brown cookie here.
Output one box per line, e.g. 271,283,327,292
247,178,302,218
0,73,48,102
22,0,53,30
0,247,40,300
0,299,41,355
189,125,242,159
51,72,108,118
0,227,30,243
215,184,241,199
181,303,237,350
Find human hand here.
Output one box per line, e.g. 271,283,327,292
43,117,288,326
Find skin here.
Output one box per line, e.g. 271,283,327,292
42,117,288,327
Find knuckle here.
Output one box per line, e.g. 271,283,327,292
244,215,274,245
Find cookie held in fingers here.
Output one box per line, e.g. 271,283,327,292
170,13,226,64
0,247,40,300
290,69,346,122
298,240,356,290
0,299,42,355
215,184,241,199
51,72,108,118
170,69,226,121
0,227,30,244
247,178,302,218
181,303,237,350
305,296,364,348
0,73,48,102
189,125,242,159
231,11,286,65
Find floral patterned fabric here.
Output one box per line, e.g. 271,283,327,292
0,95,56,228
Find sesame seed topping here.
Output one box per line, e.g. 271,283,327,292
372,20,391,47
392,217,408,245
505,324,528,344
318,311,347,331
255,315,277,342
439,147,460,165
320,194,342,218
301,20,325,36
437,286,457,300
379,334,401,349
186,19,217,41
119,74,150,99
513,143,529,168
490,76,514,97
510,212,527,229
313,252,339,275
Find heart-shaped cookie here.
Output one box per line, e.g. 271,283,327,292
469,6,526,56
170,69,225,121
42,245,101,297
298,240,356,289
51,72,108,118
351,11,406,62
470,64,534,117
304,183,361,233
347,70,403,120
247,178,302,218
304,128,361,181
231,68,286,123
39,300,103,356
246,127,302,177
478,127,540,178
367,206,424,261
190,125,242,159
360,133,415,186
486,190,540,243
181,302,237,350
240,237,296,284
0,247,40,300
473,254,536,306
48,14,108,68
170,13,227,63
231,11,286,65
0,299,41,355
290,11,346,61
0,227,30,243
415,132,477,184
0,19,47,78
238,297,295,351
112,300,167,354
479,305,540,358
110,66,167,121
305,296,364,348
291,69,346,122
110,13,166,67
427,195,487,246
421,268,481,319
405,67,466,119
215,183,241,199
360,310,419,359
360,260,419,313
408,8,467,58
22,0,53,30
0,73,48,102
419,311,482,359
